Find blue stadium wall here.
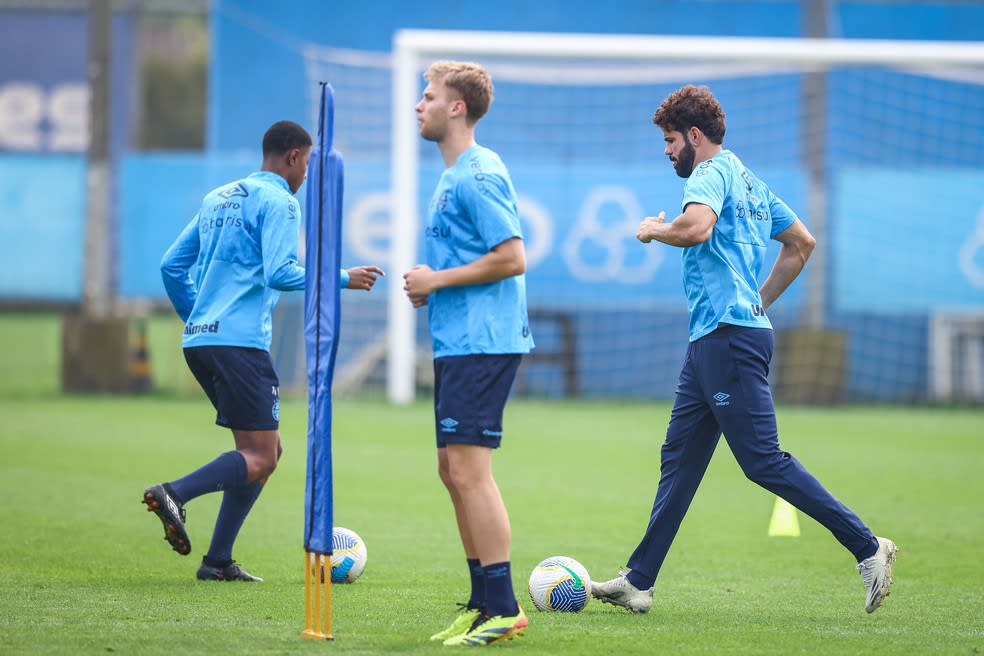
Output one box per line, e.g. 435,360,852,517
2,1,983,401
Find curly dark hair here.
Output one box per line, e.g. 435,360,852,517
652,85,726,145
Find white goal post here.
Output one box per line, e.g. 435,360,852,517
388,29,984,405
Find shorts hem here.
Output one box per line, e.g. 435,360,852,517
217,420,279,431
437,435,501,449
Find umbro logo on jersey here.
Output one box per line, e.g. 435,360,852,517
440,417,459,433
713,392,731,406
217,183,249,199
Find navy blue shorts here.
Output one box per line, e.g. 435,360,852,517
184,346,280,431
433,354,522,448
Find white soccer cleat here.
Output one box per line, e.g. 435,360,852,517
591,572,654,613
857,536,898,613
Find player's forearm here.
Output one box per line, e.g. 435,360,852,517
761,225,815,309
267,260,306,290
639,205,715,247
161,273,195,322
160,256,197,322
434,239,525,289
438,258,521,288
760,249,807,310
652,219,709,247
160,223,201,320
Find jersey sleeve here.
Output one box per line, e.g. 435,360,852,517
768,190,799,238
459,170,522,250
160,213,201,322
681,160,727,217
262,195,306,291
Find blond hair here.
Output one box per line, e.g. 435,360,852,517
424,60,494,124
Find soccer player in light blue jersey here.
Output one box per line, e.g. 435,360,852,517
592,85,897,615
403,61,533,646
145,120,382,582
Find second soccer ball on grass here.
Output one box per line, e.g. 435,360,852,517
330,527,367,583
528,556,592,612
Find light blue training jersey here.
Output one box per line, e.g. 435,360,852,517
679,150,798,341
424,145,534,358
161,171,305,351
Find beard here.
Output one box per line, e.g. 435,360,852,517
672,139,696,178
419,119,445,143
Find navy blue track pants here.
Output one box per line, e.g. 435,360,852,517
627,324,877,580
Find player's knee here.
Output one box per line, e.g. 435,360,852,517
259,455,279,479
244,452,278,482
437,461,453,489
740,450,790,483
445,462,487,493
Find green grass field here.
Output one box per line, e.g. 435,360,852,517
0,314,982,654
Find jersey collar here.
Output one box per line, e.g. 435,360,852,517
248,170,291,191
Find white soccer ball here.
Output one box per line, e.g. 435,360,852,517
330,527,367,583
527,556,592,612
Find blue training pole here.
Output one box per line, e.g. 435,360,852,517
303,83,342,556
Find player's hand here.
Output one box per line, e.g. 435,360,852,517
403,264,437,307
346,265,385,291
637,211,666,243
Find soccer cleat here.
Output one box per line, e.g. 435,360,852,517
442,607,528,646
857,536,898,613
429,604,482,641
196,560,263,582
591,571,654,613
142,484,191,556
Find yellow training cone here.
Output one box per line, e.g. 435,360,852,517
768,497,800,537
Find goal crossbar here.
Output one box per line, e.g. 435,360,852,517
395,30,984,66
387,29,984,404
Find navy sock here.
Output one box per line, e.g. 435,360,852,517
626,569,655,591
482,562,518,616
168,451,248,504
467,558,485,610
205,480,263,564
201,554,232,568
